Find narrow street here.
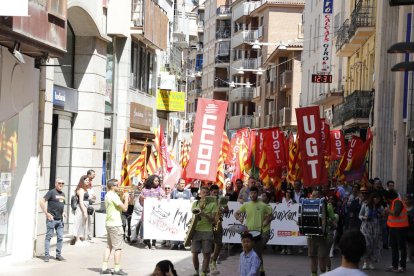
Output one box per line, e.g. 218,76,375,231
2,238,411,276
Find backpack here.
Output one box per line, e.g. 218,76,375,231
70,194,78,211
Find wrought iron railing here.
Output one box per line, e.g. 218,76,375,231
348,0,375,38
335,19,350,52
217,5,231,16
332,90,373,126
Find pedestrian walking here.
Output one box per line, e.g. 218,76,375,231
100,179,130,275
72,175,90,245
39,178,66,262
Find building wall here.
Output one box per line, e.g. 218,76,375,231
0,48,40,263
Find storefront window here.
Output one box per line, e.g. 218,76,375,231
0,114,19,257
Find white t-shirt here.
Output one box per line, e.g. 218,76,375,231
321,267,367,276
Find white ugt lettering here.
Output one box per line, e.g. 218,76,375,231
302,115,316,134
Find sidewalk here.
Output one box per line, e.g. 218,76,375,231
2,238,412,276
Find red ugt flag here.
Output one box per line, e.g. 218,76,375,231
295,106,328,187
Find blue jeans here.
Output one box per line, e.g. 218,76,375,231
45,219,64,257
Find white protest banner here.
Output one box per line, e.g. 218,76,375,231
143,198,192,240
222,202,307,245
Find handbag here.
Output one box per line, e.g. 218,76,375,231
87,206,94,215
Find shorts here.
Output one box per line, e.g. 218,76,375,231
307,235,332,258
106,226,124,250
191,231,213,254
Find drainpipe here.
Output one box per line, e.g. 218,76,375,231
110,37,119,180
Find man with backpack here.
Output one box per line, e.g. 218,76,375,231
39,178,66,262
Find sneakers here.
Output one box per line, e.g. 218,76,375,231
280,249,286,255
362,262,368,270
44,256,49,262
286,248,292,255
398,267,406,273
385,266,399,272
368,262,375,270
100,269,112,275
55,255,66,261
210,262,219,274
113,269,128,275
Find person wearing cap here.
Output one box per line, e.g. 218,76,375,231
39,177,67,262
239,232,261,276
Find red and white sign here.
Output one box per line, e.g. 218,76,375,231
186,99,228,181
320,119,330,157
330,130,345,160
295,106,328,186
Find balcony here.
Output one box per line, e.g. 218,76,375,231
198,20,204,33
253,86,261,99
264,114,274,127
332,90,373,127
217,5,231,18
173,12,198,48
215,56,230,65
336,0,375,56
216,27,231,39
229,115,254,130
279,107,292,126
279,71,292,91
231,29,258,49
232,1,261,22
313,88,344,106
229,87,254,102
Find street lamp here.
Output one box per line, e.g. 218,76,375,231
229,81,251,88
251,40,287,50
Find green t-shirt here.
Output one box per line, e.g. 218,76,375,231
192,200,218,232
239,201,272,232
105,191,123,227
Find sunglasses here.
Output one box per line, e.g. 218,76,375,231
165,187,171,190
58,182,65,185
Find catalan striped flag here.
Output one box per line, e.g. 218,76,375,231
216,149,225,189
179,141,190,169
288,136,302,183
147,145,158,176
120,139,130,187
5,131,17,170
129,141,148,180
221,131,230,161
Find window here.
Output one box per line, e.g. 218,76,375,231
48,0,67,20
130,40,155,95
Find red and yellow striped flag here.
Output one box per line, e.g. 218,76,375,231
288,137,302,183
129,141,148,180
147,146,158,176
216,149,225,189
120,139,130,187
179,141,190,169
221,131,230,161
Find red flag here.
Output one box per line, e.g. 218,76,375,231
335,136,363,180
321,119,330,157
186,99,228,181
261,128,286,169
330,130,345,160
347,128,373,172
159,125,173,172
295,106,328,186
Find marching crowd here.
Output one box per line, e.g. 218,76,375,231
40,172,414,276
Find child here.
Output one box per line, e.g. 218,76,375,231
239,232,261,276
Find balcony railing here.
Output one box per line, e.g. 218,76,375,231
214,79,230,88
232,1,261,22
217,5,231,16
216,27,231,39
229,87,254,102
215,56,230,64
279,70,292,91
229,115,254,130
233,58,259,70
335,0,375,56
348,0,375,38
335,19,350,52
332,90,373,126
231,29,258,48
